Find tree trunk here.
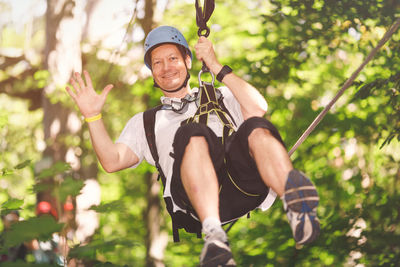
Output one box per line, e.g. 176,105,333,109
140,0,168,266
38,1,100,265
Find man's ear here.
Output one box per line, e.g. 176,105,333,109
185,55,192,69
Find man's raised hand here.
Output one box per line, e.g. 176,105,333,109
66,70,113,118
194,36,221,75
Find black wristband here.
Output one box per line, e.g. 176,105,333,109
216,65,233,82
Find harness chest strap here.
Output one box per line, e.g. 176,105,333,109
182,83,236,141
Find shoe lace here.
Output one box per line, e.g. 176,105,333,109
204,227,227,243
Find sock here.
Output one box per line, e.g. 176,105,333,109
202,217,227,242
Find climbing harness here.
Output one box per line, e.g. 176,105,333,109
191,0,236,141
182,78,236,141
143,0,242,242
161,92,199,114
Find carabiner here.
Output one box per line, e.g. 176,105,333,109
198,69,215,87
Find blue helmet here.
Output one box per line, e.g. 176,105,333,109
144,26,192,69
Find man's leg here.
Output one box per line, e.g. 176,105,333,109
248,128,293,197
247,126,319,245
176,128,235,266
180,136,220,222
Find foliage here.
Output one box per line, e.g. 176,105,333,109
1,0,400,266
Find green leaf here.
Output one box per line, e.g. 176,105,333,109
14,159,32,170
57,177,85,203
1,168,13,177
30,183,53,194
0,262,55,267
2,216,64,248
0,198,24,210
89,200,125,213
36,161,72,179
69,238,138,259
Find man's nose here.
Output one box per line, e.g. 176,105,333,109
162,60,170,71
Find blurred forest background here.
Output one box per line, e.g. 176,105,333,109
0,0,399,266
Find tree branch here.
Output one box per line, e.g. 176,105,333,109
0,54,26,69
0,68,43,111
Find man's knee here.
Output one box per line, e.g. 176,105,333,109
239,117,286,150
248,128,272,146
185,136,209,154
173,123,215,161
248,128,274,157
187,135,208,147
174,123,209,145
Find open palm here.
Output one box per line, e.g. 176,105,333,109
66,70,113,118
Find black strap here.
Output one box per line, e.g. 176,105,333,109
144,105,203,242
143,105,165,183
195,0,215,37
183,83,235,144
195,0,215,72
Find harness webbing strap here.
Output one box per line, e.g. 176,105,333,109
195,0,215,71
195,0,215,38
144,105,165,182
144,106,203,242
183,83,235,142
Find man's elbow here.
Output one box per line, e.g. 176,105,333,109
243,103,268,119
253,108,267,118
257,104,268,116
253,102,268,117
101,163,120,173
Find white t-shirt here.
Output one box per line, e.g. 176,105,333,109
116,86,276,215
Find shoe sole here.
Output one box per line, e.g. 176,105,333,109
200,241,236,267
284,170,320,244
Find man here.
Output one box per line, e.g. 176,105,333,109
66,25,320,266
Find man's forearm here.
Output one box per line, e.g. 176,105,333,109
86,119,137,172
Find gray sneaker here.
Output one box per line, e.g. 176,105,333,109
200,228,236,267
283,169,320,245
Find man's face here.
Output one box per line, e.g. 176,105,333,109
151,44,191,92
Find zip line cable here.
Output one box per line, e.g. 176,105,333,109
99,1,138,87
288,17,400,157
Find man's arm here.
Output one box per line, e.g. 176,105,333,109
194,37,268,119
66,71,139,172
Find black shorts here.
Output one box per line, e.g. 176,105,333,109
170,117,286,223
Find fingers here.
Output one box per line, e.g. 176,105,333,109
198,36,207,42
69,70,91,94
65,86,77,100
101,84,114,98
75,72,86,90
69,76,81,94
83,70,93,89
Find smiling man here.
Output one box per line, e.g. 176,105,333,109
66,25,320,266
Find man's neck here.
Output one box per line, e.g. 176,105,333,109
162,85,191,99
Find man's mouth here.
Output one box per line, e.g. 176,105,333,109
162,72,178,79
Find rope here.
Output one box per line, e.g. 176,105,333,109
288,17,400,157
100,1,138,87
